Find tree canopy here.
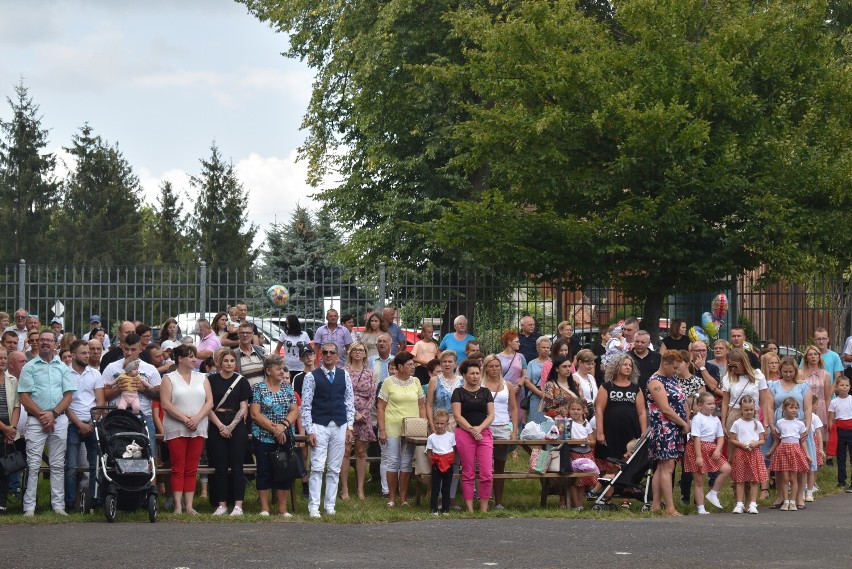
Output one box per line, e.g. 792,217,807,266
242,0,852,337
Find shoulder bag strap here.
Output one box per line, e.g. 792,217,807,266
214,374,244,411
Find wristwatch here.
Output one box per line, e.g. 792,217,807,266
51,409,60,418
698,367,706,372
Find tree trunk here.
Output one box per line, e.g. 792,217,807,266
641,290,665,348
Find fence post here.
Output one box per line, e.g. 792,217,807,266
17,259,26,310
729,274,738,333
199,261,207,319
378,262,386,309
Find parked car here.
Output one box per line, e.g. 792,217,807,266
170,312,285,348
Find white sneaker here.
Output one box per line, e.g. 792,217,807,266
308,510,321,519
229,506,243,517
812,484,820,493
280,512,293,518
212,505,228,516
747,503,759,514
697,510,710,515
804,490,814,502
23,510,34,517
259,511,270,517
53,509,69,516
732,504,744,514
325,509,336,516
705,492,723,509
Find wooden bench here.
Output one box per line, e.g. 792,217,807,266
404,438,593,507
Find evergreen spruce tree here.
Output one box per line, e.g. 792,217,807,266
0,81,60,262
59,124,145,264
150,180,193,264
189,142,258,269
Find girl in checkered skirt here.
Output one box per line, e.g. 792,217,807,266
684,392,732,514
727,396,767,514
766,397,813,511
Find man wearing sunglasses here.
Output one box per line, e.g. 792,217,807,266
301,343,354,518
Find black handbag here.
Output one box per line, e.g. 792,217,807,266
520,391,531,411
0,443,26,476
269,444,306,483
558,444,574,475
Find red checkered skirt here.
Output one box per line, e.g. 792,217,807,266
570,450,599,488
769,442,810,473
814,434,824,466
731,447,768,483
683,440,727,473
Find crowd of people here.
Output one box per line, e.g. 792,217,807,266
1,306,851,519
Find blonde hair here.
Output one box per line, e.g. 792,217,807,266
779,356,802,383
727,348,758,383
696,392,715,406
482,354,504,381
433,408,450,422
739,395,759,431
802,345,825,370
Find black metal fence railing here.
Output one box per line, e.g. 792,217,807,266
1,261,849,354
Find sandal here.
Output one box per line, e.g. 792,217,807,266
769,502,785,509
387,501,395,508
796,504,806,509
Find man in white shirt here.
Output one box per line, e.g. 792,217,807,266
64,340,103,512
82,315,111,350
99,332,162,460
5,309,28,351
301,343,354,518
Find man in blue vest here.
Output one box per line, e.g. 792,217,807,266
301,342,355,518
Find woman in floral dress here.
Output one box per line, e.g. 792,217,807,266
645,351,690,516
340,341,376,500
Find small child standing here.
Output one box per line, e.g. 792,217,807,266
684,392,732,514
426,409,456,515
727,395,767,514
805,394,826,502
566,400,597,510
827,376,852,492
767,397,812,511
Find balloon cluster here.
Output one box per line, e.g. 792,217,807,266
689,293,727,343
266,284,290,309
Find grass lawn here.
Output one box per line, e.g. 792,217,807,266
1,453,845,525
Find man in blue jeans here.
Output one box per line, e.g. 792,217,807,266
64,340,103,511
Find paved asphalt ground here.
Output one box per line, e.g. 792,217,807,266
3,493,850,569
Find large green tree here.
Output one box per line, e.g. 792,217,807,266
0,81,60,262
189,142,258,269
57,124,146,264
242,0,851,338
426,0,851,338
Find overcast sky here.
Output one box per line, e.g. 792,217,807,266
0,0,318,247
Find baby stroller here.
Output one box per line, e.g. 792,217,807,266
91,406,158,523
591,430,654,512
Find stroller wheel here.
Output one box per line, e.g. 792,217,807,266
104,494,117,523
79,490,87,515
592,504,605,512
640,504,651,513
608,504,618,511
147,494,158,523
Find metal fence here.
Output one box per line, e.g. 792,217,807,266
1,261,850,354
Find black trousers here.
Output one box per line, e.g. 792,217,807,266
206,420,248,504
430,463,453,513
